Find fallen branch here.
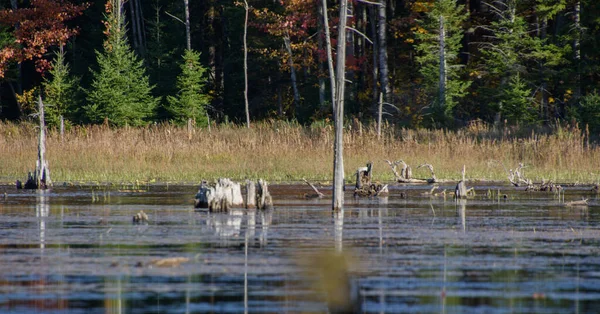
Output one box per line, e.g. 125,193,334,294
303,178,325,198
564,199,588,207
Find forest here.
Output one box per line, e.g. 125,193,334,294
0,0,599,133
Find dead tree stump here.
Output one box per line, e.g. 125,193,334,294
19,97,51,190
194,178,244,212
454,165,468,199
245,180,257,209
354,162,388,197
257,179,273,210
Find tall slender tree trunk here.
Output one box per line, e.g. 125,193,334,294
439,15,447,109
369,6,380,130
333,0,348,211
574,0,581,104
10,0,22,117
322,0,336,111
283,35,301,110
243,0,250,128
378,0,391,108
184,0,191,50
317,0,326,109
129,0,139,50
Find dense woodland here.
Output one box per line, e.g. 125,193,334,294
1,0,600,132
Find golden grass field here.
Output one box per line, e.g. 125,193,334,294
1,120,598,185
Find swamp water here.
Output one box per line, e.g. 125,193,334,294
0,184,599,313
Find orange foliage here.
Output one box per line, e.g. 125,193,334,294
0,0,89,78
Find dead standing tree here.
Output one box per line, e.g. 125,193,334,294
18,96,52,189
354,162,388,197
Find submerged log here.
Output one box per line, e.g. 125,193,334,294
303,178,325,198
564,199,588,207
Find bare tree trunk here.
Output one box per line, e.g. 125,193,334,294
333,0,348,211
184,0,191,50
322,0,336,111
128,0,140,52
136,0,146,51
439,15,447,109
370,6,379,121
243,0,250,128
283,35,301,110
317,0,326,109
378,0,391,108
36,96,51,189
10,0,22,114
574,0,581,104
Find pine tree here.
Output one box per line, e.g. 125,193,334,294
85,0,158,126
42,47,79,127
414,0,470,124
166,49,211,125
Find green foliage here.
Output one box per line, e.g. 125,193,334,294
85,0,158,126
166,49,211,125
576,91,600,133
42,48,79,126
500,74,537,124
414,0,470,122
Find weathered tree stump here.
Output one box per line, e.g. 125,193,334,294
257,179,273,210
194,178,244,212
454,166,468,199
19,97,51,190
417,164,437,184
245,180,257,208
354,162,388,197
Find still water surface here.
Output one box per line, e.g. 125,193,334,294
0,184,599,313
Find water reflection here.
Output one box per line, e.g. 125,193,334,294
260,210,272,247
36,190,49,249
334,210,344,252
457,199,467,233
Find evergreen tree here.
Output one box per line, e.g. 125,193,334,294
42,47,79,126
166,49,211,125
85,0,158,126
414,0,470,123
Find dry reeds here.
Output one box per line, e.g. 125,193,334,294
0,120,598,184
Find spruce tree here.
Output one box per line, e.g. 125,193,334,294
167,49,211,126
42,47,79,127
414,0,470,123
85,0,158,126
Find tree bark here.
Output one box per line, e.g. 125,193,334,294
370,6,379,123
378,0,391,109
184,0,191,50
283,35,301,110
333,0,348,211
574,0,581,104
322,0,336,111
439,15,447,109
317,0,326,109
243,0,250,128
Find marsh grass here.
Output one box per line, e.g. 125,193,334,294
0,120,598,184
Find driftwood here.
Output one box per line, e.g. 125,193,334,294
502,162,531,187
303,178,325,198
385,160,442,183
18,96,51,190
195,178,244,212
564,199,588,207
416,164,437,184
527,180,562,192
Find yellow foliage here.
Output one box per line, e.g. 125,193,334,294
15,88,38,113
